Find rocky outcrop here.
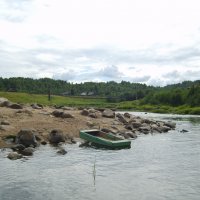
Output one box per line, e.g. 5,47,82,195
114,113,176,137
16,129,38,147
49,129,65,144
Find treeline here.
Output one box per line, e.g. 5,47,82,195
1,77,200,106
0,77,153,102
141,80,200,107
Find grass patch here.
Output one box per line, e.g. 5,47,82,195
0,92,116,108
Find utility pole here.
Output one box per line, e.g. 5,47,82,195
48,86,51,101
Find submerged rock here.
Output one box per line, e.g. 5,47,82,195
57,147,67,155
7,152,22,160
49,129,65,144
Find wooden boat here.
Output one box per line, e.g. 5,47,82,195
79,129,131,149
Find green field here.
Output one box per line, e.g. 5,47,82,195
1,92,200,114
0,92,116,108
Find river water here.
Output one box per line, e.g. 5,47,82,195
0,112,200,200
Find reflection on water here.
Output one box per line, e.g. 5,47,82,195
0,112,200,200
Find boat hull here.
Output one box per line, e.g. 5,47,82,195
80,129,131,149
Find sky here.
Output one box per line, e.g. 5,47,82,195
0,0,200,86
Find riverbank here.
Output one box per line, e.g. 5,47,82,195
0,97,176,151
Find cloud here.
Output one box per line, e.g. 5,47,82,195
0,0,33,23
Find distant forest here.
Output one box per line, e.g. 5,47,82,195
0,77,200,107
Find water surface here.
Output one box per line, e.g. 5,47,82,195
0,112,200,200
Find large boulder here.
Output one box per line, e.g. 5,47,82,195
0,97,11,107
16,129,38,147
102,109,115,118
49,129,65,144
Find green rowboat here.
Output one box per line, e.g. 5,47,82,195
79,129,131,149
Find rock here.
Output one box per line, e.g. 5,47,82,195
124,112,131,118
70,138,76,144
11,144,25,151
20,147,34,156
125,131,137,139
49,129,65,144
164,121,176,129
81,109,89,116
116,113,128,124
52,110,74,118
41,141,47,145
88,113,96,118
7,152,22,160
131,122,142,129
8,103,23,109
61,112,74,118
57,147,67,155
31,103,42,109
102,109,115,118
139,126,151,134
180,129,188,133
159,125,171,132
52,110,63,117
16,129,38,147
0,97,11,107
151,124,162,133
125,124,134,130
0,120,10,125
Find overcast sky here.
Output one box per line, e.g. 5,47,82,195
0,0,200,86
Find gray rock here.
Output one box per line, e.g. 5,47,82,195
11,144,25,151
7,152,22,160
81,109,89,116
61,112,74,118
9,103,23,109
116,113,128,124
131,122,142,128
102,109,115,118
49,129,65,144
57,147,67,155
124,112,131,118
52,110,74,118
20,147,34,156
16,129,38,147
164,121,176,129
31,103,42,109
0,97,11,107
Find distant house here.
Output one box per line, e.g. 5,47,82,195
80,91,94,96
80,92,87,96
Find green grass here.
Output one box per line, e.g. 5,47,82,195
0,92,116,108
117,100,200,115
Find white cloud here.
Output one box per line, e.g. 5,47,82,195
1,0,200,86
